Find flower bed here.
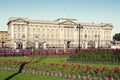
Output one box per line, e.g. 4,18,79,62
68,49,120,64
0,60,120,80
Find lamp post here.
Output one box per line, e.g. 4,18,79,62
85,34,87,48
98,35,100,48
2,41,4,48
95,35,97,48
76,24,83,49
27,22,29,49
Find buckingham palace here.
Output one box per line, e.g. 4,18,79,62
7,17,113,49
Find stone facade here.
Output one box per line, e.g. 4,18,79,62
7,17,113,49
0,31,9,48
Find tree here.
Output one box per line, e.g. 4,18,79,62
113,33,120,41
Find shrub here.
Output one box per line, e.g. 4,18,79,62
68,49,120,64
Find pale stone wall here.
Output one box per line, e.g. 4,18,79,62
0,31,9,48
7,17,113,49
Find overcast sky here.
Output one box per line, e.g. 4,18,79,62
0,0,120,35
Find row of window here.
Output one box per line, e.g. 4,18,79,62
14,24,75,29
0,38,7,40
14,26,111,36
14,34,60,39
14,33,111,40
0,35,8,37
79,35,111,39
0,35,8,40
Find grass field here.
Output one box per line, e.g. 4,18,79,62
0,56,119,68
0,71,69,80
0,56,67,63
0,56,120,80
0,57,70,80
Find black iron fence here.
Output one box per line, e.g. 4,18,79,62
0,48,76,57
1,48,120,57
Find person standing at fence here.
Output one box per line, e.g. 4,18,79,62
31,48,35,58
16,49,19,53
64,43,66,53
55,48,58,54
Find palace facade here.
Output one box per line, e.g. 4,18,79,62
0,31,9,48
7,17,113,49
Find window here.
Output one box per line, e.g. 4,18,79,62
47,29,49,32
17,33,19,38
84,30,86,33
22,28,24,32
22,34,25,38
81,35,82,38
33,28,35,32
35,35,38,38
14,27,17,32
95,31,97,34
92,31,94,33
52,34,53,38
28,28,30,32
14,34,17,39
28,34,30,37
18,27,20,32
88,30,90,33
43,28,45,32
56,29,58,32
38,28,40,32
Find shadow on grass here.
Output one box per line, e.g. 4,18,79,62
4,58,33,80
34,56,47,63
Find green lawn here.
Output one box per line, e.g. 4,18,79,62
0,71,69,80
0,57,67,63
0,56,119,68
0,56,120,80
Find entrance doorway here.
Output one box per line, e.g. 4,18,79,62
88,41,95,48
16,42,23,49
26,42,35,49
38,42,44,49
67,41,70,48
2,41,5,48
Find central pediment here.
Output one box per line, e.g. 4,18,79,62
12,18,28,23
58,20,78,26
7,18,29,25
56,18,78,25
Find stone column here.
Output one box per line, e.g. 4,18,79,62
95,42,98,48
64,43,66,53
44,42,46,49
14,42,17,49
10,41,14,48
81,41,84,48
23,42,26,49
85,41,88,48
35,42,38,49
11,24,14,40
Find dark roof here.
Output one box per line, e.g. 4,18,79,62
0,31,8,33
